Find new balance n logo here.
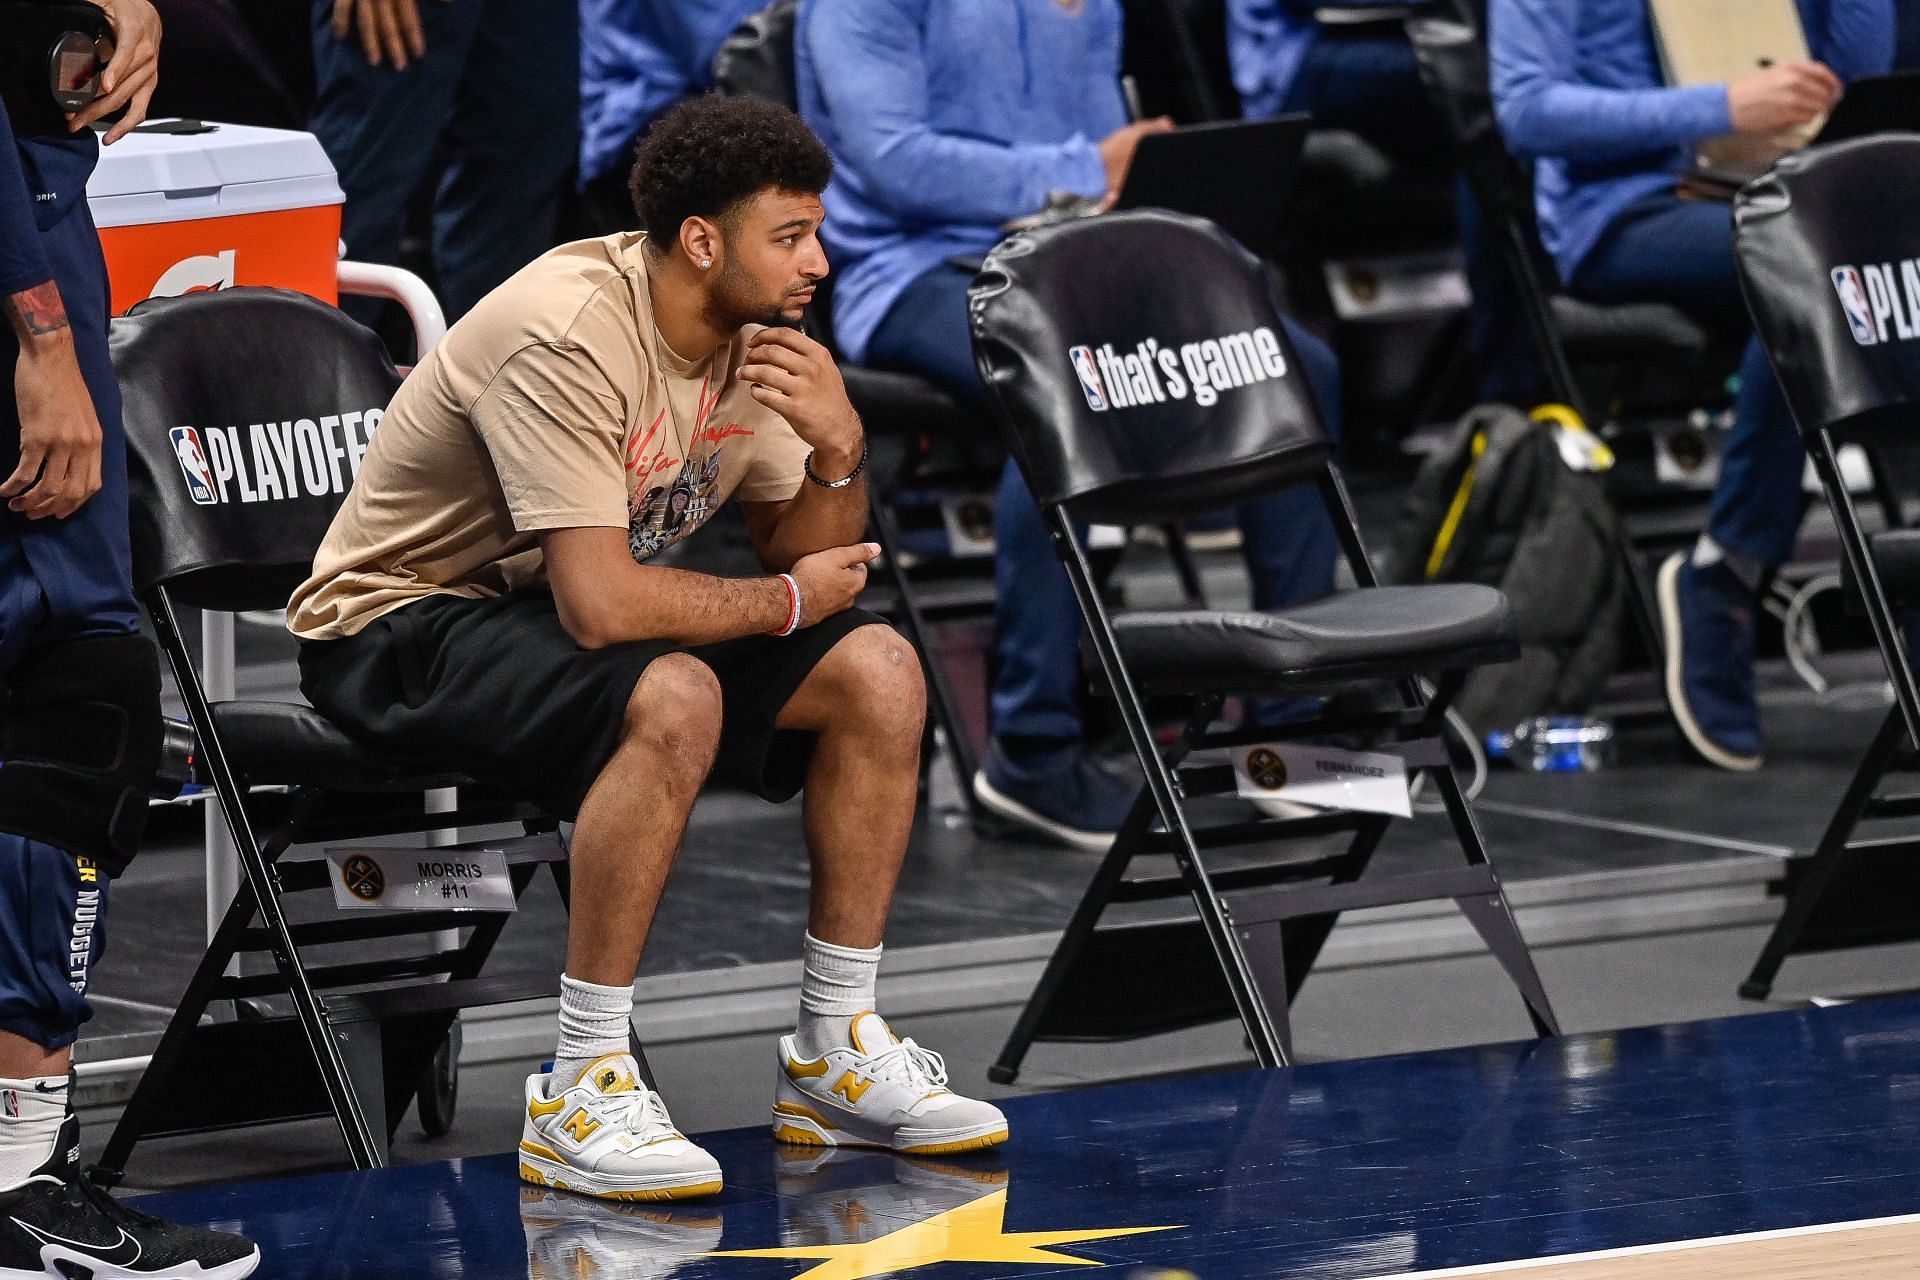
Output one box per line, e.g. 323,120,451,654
830,1072,873,1105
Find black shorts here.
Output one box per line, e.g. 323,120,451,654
297,591,885,820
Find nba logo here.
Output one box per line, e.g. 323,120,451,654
2,1090,17,1119
1068,345,1109,412
170,426,218,505
1831,266,1878,346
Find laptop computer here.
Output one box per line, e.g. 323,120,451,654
1112,114,1311,254
966,114,1311,268
1816,72,1920,144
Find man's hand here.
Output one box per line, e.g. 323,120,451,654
1097,116,1173,199
791,542,879,627
5,282,102,521
1728,60,1842,136
739,327,863,468
74,0,161,144
332,0,448,70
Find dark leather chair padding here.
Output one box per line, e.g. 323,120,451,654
209,701,470,792
1110,582,1516,692
1549,295,1711,360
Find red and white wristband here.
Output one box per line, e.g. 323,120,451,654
770,573,802,637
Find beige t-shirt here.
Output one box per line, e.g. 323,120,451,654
287,233,811,640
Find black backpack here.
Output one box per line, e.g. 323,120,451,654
1384,404,1625,734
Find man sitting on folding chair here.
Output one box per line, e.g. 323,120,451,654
288,95,1007,1202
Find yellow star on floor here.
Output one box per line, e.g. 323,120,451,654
708,1187,1180,1280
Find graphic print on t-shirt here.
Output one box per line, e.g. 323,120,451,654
626,372,753,563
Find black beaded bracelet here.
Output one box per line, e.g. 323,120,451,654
802,439,870,489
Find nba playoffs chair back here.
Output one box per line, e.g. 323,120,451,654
1733,135,1920,999
969,211,1559,1076
102,288,597,1178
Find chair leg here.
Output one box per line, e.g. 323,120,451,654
1428,760,1560,1036
96,883,258,1182
1160,524,1210,608
988,785,1160,1084
1741,704,1906,1001
867,488,981,811
1051,512,1289,1068
149,590,384,1168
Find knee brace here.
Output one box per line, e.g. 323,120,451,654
0,634,162,877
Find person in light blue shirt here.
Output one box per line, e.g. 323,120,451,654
579,0,765,190
1227,0,1539,403
797,0,1344,850
1492,0,1892,772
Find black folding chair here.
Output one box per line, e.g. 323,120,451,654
970,210,1559,1076
98,288,628,1178
1731,135,1920,999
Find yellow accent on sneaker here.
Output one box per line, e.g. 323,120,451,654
898,1129,1011,1156
520,1139,563,1163
528,1094,566,1120
786,1054,831,1079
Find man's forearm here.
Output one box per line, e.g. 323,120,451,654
7,280,71,346
562,561,793,649
758,439,870,570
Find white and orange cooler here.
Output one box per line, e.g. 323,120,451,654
84,119,344,315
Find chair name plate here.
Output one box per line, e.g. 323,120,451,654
325,847,517,913
1231,741,1412,818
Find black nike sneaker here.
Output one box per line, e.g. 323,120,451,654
0,1117,259,1279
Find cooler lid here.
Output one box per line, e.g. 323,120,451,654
86,119,343,227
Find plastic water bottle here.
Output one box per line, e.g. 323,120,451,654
1509,716,1616,772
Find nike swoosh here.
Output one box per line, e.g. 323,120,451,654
30,1082,63,1094
11,1217,143,1267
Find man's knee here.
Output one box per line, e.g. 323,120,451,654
621,654,724,769
822,624,926,735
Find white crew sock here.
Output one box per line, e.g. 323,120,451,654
795,932,882,1059
0,1076,68,1190
1691,535,1761,593
550,974,634,1093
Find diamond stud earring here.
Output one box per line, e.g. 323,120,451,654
699,258,712,269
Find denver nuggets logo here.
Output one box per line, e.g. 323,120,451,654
1244,747,1288,792
341,855,385,902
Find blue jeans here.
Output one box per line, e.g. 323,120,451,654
867,261,1342,742
0,186,132,1050
1282,29,1543,405
1572,195,1803,569
309,0,579,321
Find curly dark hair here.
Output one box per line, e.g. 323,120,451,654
630,95,833,247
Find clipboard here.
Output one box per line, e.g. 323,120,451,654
1648,0,1821,180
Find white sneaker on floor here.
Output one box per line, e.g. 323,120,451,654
520,1053,723,1201
773,1013,1009,1155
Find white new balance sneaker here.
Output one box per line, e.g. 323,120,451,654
772,1013,1009,1155
519,1053,723,1201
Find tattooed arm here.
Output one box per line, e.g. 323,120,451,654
2,111,104,520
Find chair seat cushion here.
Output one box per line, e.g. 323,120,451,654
210,700,470,791
1868,528,1920,602
1108,583,1517,694
840,365,987,439
1551,295,1711,360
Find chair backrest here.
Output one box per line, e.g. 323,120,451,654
1402,3,1530,225
116,287,402,612
710,0,799,110
968,209,1330,523
1734,134,1920,443
1121,0,1241,123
